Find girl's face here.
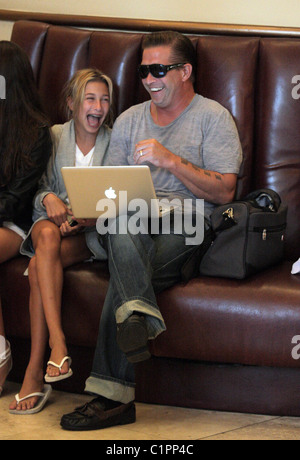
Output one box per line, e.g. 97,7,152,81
70,80,110,137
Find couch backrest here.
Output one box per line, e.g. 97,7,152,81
10,20,300,259
254,38,300,260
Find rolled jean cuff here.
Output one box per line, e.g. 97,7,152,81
115,298,166,340
85,375,135,404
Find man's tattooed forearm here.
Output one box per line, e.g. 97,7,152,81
180,158,222,181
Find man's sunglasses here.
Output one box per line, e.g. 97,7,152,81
138,63,186,79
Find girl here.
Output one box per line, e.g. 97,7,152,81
0,41,52,396
9,68,113,414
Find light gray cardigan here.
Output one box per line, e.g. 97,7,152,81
21,119,110,259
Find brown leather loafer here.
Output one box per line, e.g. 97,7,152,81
117,314,151,363
60,397,136,431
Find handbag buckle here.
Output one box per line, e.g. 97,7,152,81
217,207,237,231
223,207,234,220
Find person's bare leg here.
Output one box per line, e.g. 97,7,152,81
43,230,92,378
9,256,48,411
9,227,92,411
28,219,92,377
31,221,67,378
0,228,22,392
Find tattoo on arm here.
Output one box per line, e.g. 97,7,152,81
181,158,200,172
180,158,222,181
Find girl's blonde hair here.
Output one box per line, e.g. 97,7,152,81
62,68,114,127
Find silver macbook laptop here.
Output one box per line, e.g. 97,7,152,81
61,165,178,220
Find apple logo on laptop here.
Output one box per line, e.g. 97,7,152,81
105,187,117,199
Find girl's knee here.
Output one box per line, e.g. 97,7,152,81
35,226,61,254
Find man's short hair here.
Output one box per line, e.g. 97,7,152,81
142,31,197,83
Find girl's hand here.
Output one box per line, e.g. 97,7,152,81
60,220,81,237
59,218,97,237
43,193,72,226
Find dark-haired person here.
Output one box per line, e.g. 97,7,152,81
61,30,243,431
0,41,52,396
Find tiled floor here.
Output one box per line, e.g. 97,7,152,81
0,381,300,440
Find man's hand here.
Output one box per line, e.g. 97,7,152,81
133,139,237,204
134,139,174,169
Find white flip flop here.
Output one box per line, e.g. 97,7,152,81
44,356,73,383
0,340,13,397
9,384,52,415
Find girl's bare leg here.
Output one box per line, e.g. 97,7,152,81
34,225,92,378
31,221,67,377
9,256,48,411
9,223,92,410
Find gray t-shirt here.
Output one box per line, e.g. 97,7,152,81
106,94,242,219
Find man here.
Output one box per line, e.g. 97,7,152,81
61,31,242,431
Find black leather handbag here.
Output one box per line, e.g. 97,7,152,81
199,189,288,279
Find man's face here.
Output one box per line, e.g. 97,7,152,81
141,45,185,110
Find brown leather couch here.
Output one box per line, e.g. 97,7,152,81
1,19,300,416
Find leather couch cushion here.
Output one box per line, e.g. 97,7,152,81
195,36,259,199
254,39,300,260
152,261,300,368
89,31,144,116
2,258,300,370
38,25,90,123
11,20,49,82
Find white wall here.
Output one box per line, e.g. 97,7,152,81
1,0,300,40
4,0,300,26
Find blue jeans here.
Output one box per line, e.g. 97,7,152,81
85,215,197,403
